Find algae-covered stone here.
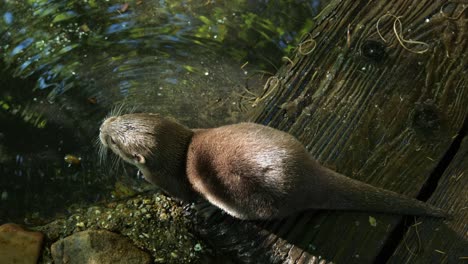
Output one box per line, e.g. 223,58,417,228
34,193,211,263
51,229,151,264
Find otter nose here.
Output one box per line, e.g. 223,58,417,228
100,116,118,132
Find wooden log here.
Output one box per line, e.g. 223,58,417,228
243,0,467,262
388,136,468,263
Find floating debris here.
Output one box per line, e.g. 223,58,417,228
1,191,7,201
120,3,129,13
194,243,202,252
64,154,81,166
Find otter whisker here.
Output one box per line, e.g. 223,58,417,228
128,103,142,114
109,153,120,173
108,101,127,119
99,144,108,167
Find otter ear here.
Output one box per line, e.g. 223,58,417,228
133,154,145,164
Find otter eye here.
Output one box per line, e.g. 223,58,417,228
133,153,145,164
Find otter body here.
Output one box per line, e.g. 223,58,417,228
99,113,448,220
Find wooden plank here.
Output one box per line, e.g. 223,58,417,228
245,0,467,263
388,136,468,263
193,202,336,263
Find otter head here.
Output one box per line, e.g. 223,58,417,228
99,113,195,197
99,113,160,169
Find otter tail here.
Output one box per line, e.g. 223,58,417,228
308,165,449,218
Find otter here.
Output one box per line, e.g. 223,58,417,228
99,113,449,220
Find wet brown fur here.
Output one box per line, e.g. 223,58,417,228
99,113,449,220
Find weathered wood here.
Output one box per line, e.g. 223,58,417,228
193,203,334,263
388,136,468,263
246,0,467,263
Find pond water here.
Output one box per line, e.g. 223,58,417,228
0,0,324,224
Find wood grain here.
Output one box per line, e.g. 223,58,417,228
247,0,467,262
388,137,468,264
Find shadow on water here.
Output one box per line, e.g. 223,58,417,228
0,0,322,224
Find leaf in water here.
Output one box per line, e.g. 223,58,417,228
57,44,79,55
368,216,377,227
52,11,77,23
1,102,10,110
37,120,47,129
198,15,211,25
28,0,48,5
80,24,90,32
183,65,196,73
194,25,211,39
88,0,97,8
244,13,257,28
33,6,58,17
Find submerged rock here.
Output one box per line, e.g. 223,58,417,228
51,229,151,264
0,223,44,264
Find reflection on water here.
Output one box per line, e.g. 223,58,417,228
2,0,319,105
0,0,323,223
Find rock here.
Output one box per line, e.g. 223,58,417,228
51,229,151,264
33,193,210,263
0,223,44,264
